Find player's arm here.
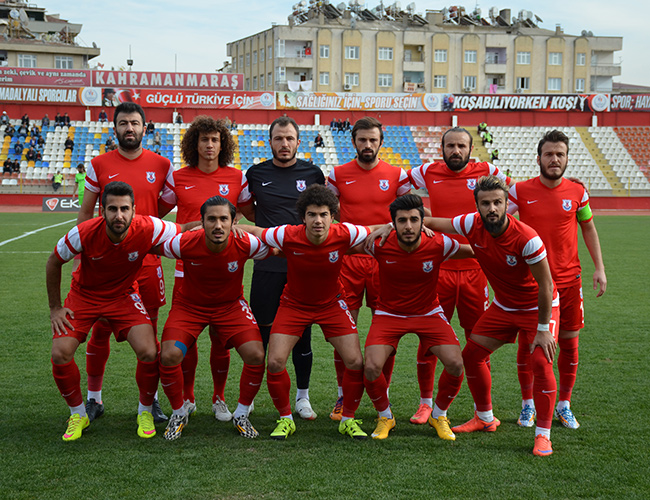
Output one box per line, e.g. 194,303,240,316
528,257,556,363
237,202,255,223
450,243,475,260
237,224,265,238
580,219,607,297
422,217,457,234
46,252,74,335
77,189,98,224
347,224,384,254
158,198,175,219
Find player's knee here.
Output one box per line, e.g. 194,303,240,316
136,345,158,363
51,344,74,364
446,358,464,377
345,356,363,371
160,348,183,367
364,361,382,381
267,357,286,374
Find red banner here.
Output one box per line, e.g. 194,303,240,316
610,94,650,111
0,67,91,86
92,71,243,90
109,88,276,109
0,86,85,105
450,93,610,112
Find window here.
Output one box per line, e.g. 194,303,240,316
516,51,531,65
268,72,272,86
245,78,250,91
260,48,265,62
260,74,265,88
276,40,285,58
276,67,286,83
345,46,359,60
18,54,36,68
576,78,585,92
319,71,329,85
464,50,477,63
253,51,257,64
434,49,447,63
548,78,562,91
434,75,447,88
344,72,359,87
404,49,412,62
55,56,73,69
576,52,586,66
548,52,563,65
320,45,329,59
245,53,250,67
517,77,530,90
463,76,476,90
238,55,243,69
253,76,257,90
378,74,392,87
378,47,393,60
268,45,272,60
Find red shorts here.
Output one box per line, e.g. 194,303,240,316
135,263,166,311
272,297,358,339
366,312,460,354
472,303,560,345
162,297,260,351
437,268,489,332
558,283,584,332
57,290,151,343
339,254,379,311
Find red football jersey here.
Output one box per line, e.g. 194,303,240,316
163,230,268,307
509,177,590,286
261,223,369,307
409,161,510,271
368,232,459,316
452,212,553,311
54,215,179,300
328,159,411,225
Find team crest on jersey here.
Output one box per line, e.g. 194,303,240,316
506,255,517,266
219,184,230,196
562,199,572,211
329,250,339,263
156,266,163,278
130,293,142,302
128,251,139,262
467,178,477,190
338,299,348,310
423,260,434,273
379,179,390,191
146,171,156,184
227,261,238,272
296,180,307,192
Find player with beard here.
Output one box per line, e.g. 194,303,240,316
326,117,411,420
507,130,606,430
406,127,512,425
245,116,325,420
422,175,560,456
77,102,175,424
364,195,471,440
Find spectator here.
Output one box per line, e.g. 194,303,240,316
230,120,237,130
54,113,63,126
153,131,162,146
314,133,324,148
14,140,24,155
336,118,343,132
17,124,29,138
175,113,183,124
42,114,50,127
4,124,15,138
482,130,493,147
11,159,20,173
51,171,63,191
36,136,45,150
3,158,12,174
478,122,488,136
30,125,40,138
330,118,337,131
21,113,29,126
34,150,42,161
62,113,71,126
98,109,108,122
146,120,155,135
25,146,36,161
505,168,511,177
64,136,74,151
29,136,37,149
490,149,499,162
1,111,8,125
343,118,351,131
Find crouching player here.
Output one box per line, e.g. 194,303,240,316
242,184,380,440
155,196,269,440
365,194,471,440
46,181,181,441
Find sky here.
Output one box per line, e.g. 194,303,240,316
41,0,650,85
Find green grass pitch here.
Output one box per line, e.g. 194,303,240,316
0,212,648,499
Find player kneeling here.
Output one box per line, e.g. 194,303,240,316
364,195,471,440
155,196,270,440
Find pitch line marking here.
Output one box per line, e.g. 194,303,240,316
0,218,76,247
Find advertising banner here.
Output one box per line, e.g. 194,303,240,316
95,88,276,109
42,196,80,212
0,86,87,105
450,93,610,112
92,71,243,90
610,94,650,111
0,67,91,86
276,92,452,112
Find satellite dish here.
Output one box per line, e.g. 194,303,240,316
489,6,499,18
337,2,346,10
18,9,29,25
9,9,19,19
406,2,416,12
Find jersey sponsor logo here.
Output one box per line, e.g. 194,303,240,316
346,180,357,185
329,250,339,263
146,171,156,184
262,181,272,186
423,260,433,273
108,173,119,179
379,179,390,191
219,184,230,196
466,178,477,190
432,180,444,184
562,199,572,211
338,299,348,310
527,200,539,204
184,185,195,190
296,179,307,192
474,243,485,249
227,260,238,272
506,255,517,266
128,251,139,262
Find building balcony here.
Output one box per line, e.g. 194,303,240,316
403,60,425,72
276,54,314,68
591,63,621,77
484,63,506,74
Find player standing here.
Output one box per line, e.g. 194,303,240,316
245,116,325,420
242,184,377,440
47,182,180,441
77,103,175,423
423,175,559,456
326,117,411,419
159,116,254,422
155,196,268,440
407,127,512,424
508,130,607,429
364,195,469,440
